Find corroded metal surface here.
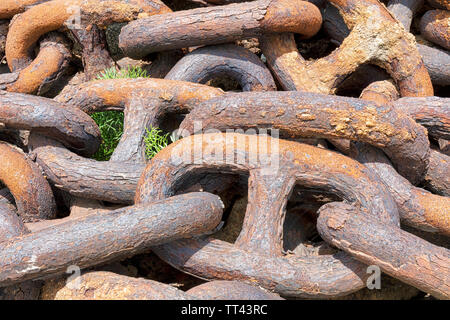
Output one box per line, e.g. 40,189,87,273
420,9,450,50
56,78,223,162
186,280,284,300
427,0,450,10
316,202,450,299
135,133,399,298
0,0,49,19
261,0,433,96
119,0,322,58
53,272,283,300
0,91,100,156
54,272,194,300
357,77,449,236
351,142,450,236
165,44,276,92
0,0,447,301
392,97,450,141
179,91,430,184
5,0,144,72
0,192,223,286
0,202,41,300
29,134,144,204
387,0,424,31
5,32,72,95
0,142,56,222
323,0,450,86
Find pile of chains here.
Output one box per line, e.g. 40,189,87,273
0,0,449,300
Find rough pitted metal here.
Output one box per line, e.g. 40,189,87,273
0,192,223,286
317,202,450,299
135,133,400,298
0,91,101,157
119,0,322,58
0,142,56,222
180,91,430,185
165,44,276,92
262,0,433,96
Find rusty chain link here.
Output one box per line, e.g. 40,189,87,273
0,0,448,300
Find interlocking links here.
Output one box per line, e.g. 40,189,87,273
392,97,450,141
53,272,283,300
0,91,100,156
0,192,223,287
261,0,433,96
30,79,223,203
71,0,172,80
5,0,145,72
3,32,71,95
54,272,195,300
351,143,450,236
357,79,449,234
29,134,144,204
0,203,41,300
358,80,450,194
359,81,450,197
316,202,450,299
165,44,276,92
420,9,450,50
119,0,322,58
135,133,399,298
180,91,430,185
323,0,450,87
56,78,223,163
0,142,56,222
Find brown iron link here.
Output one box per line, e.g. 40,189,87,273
0,192,223,287
420,9,450,50
135,132,401,298
0,91,101,156
0,0,447,301
0,202,42,299
2,0,170,93
119,0,322,58
52,272,283,300
25,79,224,204
323,0,450,86
0,142,56,222
165,44,277,92
260,0,433,96
179,91,430,184
316,202,449,299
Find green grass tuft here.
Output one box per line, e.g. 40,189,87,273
91,111,124,161
96,66,149,80
143,127,171,160
90,66,151,161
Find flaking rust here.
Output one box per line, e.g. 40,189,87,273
0,193,223,286
261,0,433,96
119,0,322,58
135,133,401,298
0,0,447,301
53,273,282,300
180,91,430,184
0,142,56,222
